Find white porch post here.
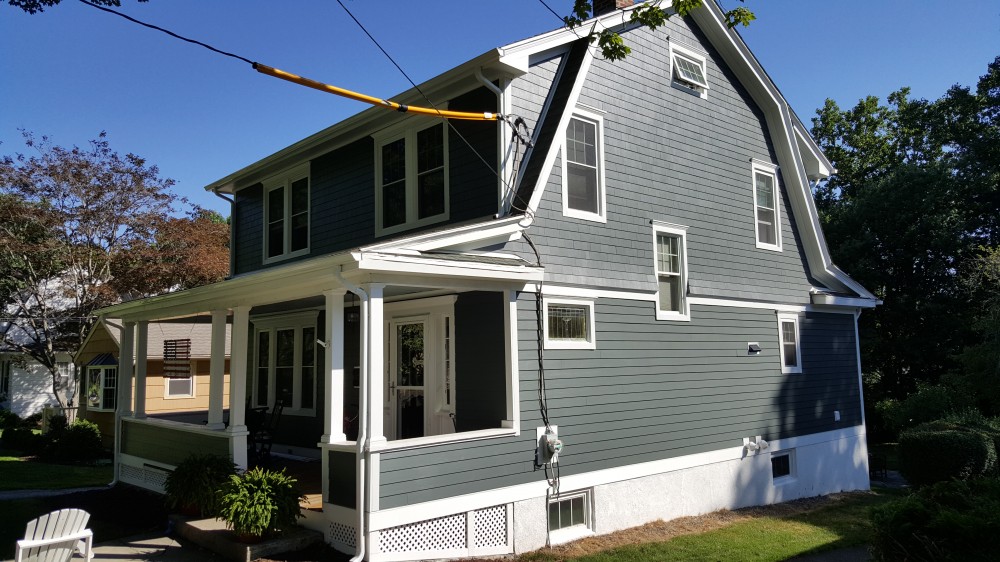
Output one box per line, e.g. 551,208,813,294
502,289,520,429
228,305,250,469
367,284,385,446
207,309,228,430
133,321,148,419
322,289,347,443
118,321,135,417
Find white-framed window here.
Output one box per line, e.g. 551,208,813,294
548,490,594,544
652,221,690,321
0,359,11,402
374,120,449,236
752,160,782,251
543,297,596,350
163,339,195,398
669,43,709,98
86,366,117,412
562,109,607,222
771,449,796,483
252,311,318,416
777,313,802,374
263,163,310,263
56,362,73,379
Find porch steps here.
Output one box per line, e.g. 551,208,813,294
170,514,322,562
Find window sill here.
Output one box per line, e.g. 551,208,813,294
781,367,803,375
544,339,596,350
562,208,607,224
655,309,690,322
262,247,310,266
376,213,449,239
549,525,594,546
772,475,797,487
755,241,782,252
671,81,708,99
370,427,517,453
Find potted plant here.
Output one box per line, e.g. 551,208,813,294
218,467,303,542
164,453,238,517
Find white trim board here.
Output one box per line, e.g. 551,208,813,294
368,425,866,531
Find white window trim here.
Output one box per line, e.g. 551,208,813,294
543,297,596,350
669,42,710,99
86,365,117,412
752,159,782,252
547,489,595,545
163,360,196,399
771,449,797,485
777,312,802,374
652,221,691,322
561,108,607,223
373,118,450,237
262,163,311,264
252,310,319,416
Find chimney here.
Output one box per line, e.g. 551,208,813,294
593,0,634,17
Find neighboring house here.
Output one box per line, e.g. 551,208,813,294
0,350,76,419
75,318,232,447
96,2,879,560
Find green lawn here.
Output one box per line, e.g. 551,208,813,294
0,454,113,491
522,491,896,562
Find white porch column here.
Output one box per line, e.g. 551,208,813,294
206,309,228,430
133,320,148,419
118,321,135,417
322,289,347,443
367,284,385,445
228,305,250,469
502,289,520,429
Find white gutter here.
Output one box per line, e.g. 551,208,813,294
333,267,370,562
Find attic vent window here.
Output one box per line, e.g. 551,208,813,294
670,44,709,98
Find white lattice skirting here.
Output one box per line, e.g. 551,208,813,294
372,504,512,561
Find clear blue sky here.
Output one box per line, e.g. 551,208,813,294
1,0,997,216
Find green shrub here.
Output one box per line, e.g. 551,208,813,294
164,454,238,517
877,385,969,439
0,409,19,431
870,477,1000,561
19,412,42,429
2,426,44,453
46,419,104,463
899,427,997,486
218,467,303,538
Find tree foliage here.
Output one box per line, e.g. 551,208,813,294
7,0,144,15
0,131,228,407
564,0,755,61
812,58,1000,406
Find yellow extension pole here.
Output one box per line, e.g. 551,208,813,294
254,63,498,121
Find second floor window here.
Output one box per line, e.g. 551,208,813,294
264,164,310,262
376,122,449,235
653,222,690,321
752,161,781,251
563,110,606,222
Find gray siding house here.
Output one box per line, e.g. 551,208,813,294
98,2,878,560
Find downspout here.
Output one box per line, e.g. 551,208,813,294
475,67,510,217
333,266,370,562
213,188,236,278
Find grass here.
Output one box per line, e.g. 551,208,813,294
519,491,899,562
0,454,113,490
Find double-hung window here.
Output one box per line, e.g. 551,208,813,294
87,366,118,411
777,313,802,374
652,222,690,321
264,164,310,262
252,312,318,415
562,109,606,222
752,160,782,251
670,43,709,98
376,121,449,235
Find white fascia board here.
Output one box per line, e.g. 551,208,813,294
811,294,881,308
792,119,834,179
356,253,544,283
205,49,505,194
361,216,524,253
690,4,872,301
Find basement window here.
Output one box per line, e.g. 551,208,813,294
771,450,796,483
548,490,593,544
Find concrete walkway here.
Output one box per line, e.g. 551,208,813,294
86,532,224,561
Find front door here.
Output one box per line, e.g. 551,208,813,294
388,318,427,440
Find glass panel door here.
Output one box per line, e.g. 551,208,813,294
391,320,426,439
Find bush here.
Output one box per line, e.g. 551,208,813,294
19,412,42,429
899,426,997,486
2,426,44,454
44,419,104,463
876,384,969,439
870,477,1000,561
164,454,238,517
0,409,19,431
218,467,303,538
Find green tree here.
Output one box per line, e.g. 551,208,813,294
0,131,228,408
812,57,1000,402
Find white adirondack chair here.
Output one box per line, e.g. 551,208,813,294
15,508,93,562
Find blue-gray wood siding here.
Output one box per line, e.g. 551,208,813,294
377,297,861,509
231,87,499,276
506,18,820,303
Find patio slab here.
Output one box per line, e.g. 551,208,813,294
170,514,323,562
